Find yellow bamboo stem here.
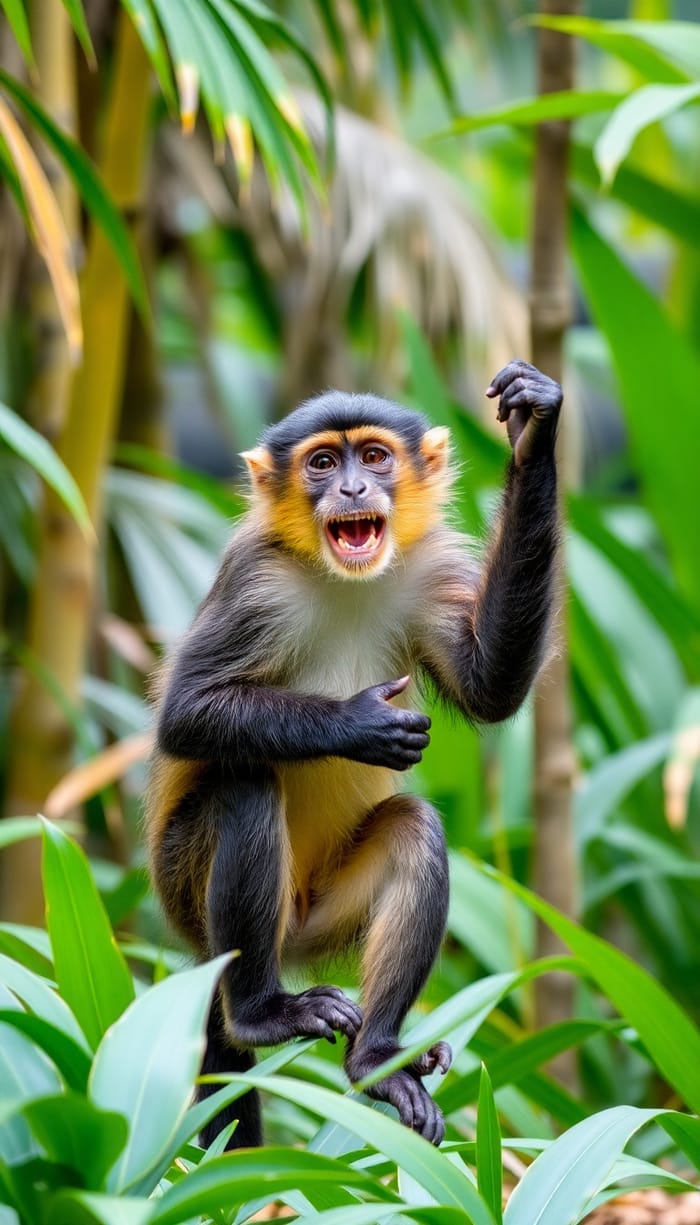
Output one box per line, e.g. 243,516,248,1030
3,11,152,922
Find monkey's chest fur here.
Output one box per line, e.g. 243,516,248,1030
278,572,416,895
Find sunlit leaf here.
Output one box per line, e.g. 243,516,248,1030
0,69,149,316
0,404,91,535
595,82,700,185
90,956,229,1193
0,98,81,357
41,821,134,1051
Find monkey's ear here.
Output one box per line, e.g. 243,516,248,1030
241,446,276,490
420,426,451,475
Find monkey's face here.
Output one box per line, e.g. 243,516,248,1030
305,433,396,578
243,410,453,581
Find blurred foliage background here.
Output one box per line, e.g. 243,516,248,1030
2,0,700,1219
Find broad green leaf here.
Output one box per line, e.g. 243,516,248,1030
0,953,87,1049
571,142,700,248
596,82,700,184
0,70,148,316
22,1092,127,1190
149,1150,400,1225
436,91,625,140
575,733,672,847
0,404,90,534
439,1021,618,1116
274,1208,471,1225
0,0,34,68
479,862,700,1115
0,1011,91,1091
476,1067,502,1225
448,853,534,973
45,1192,153,1225
0,926,53,978
0,1023,63,1165
233,1073,496,1221
504,1105,661,1225
41,821,134,1050
571,206,700,605
569,496,700,675
176,1037,316,1155
529,16,691,82
90,955,229,1193
0,818,43,849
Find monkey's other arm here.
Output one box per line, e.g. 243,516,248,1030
427,360,562,724
158,644,429,772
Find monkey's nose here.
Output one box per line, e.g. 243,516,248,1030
339,477,368,498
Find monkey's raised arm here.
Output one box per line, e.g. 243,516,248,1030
421,361,561,724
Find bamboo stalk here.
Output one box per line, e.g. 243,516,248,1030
3,11,152,922
529,0,581,1088
24,0,80,443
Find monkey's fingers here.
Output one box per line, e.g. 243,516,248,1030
410,1041,452,1078
370,1071,444,1145
485,358,536,399
374,677,411,702
297,986,363,1039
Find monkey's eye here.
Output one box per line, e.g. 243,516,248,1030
307,450,339,473
360,445,392,470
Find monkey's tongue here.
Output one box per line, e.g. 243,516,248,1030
338,519,373,547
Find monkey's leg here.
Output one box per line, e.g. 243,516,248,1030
206,771,362,1050
338,795,451,1145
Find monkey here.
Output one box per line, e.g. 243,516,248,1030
145,359,562,1149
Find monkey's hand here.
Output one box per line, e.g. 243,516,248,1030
486,359,562,467
346,1040,451,1145
230,986,363,1047
341,677,430,771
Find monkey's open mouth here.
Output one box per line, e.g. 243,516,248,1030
325,513,386,559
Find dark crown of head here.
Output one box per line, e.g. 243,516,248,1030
262,391,429,468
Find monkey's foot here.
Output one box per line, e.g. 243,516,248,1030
231,985,362,1047
346,1043,448,1145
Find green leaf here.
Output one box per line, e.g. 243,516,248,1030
576,733,672,848
0,404,91,535
503,1105,661,1225
121,0,177,111
233,1073,496,1221
0,0,34,68
0,925,53,978
596,83,700,185
476,1067,502,1225
0,953,87,1049
0,1022,63,1165
0,1011,91,1091
60,0,96,65
438,1021,612,1117
41,821,134,1051
150,1149,400,1225
435,90,625,140
528,16,691,82
90,955,229,1194
0,70,148,316
22,1092,127,1190
479,861,700,1115
45,1192,153,1225
571,205,700,605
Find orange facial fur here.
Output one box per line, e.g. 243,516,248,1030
242,424,455,571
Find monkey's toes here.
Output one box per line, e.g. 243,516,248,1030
410,1041,452,1078
295,986,363,1041
372,1070,445,1145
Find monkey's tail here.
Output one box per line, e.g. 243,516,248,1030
199,991,261,1150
